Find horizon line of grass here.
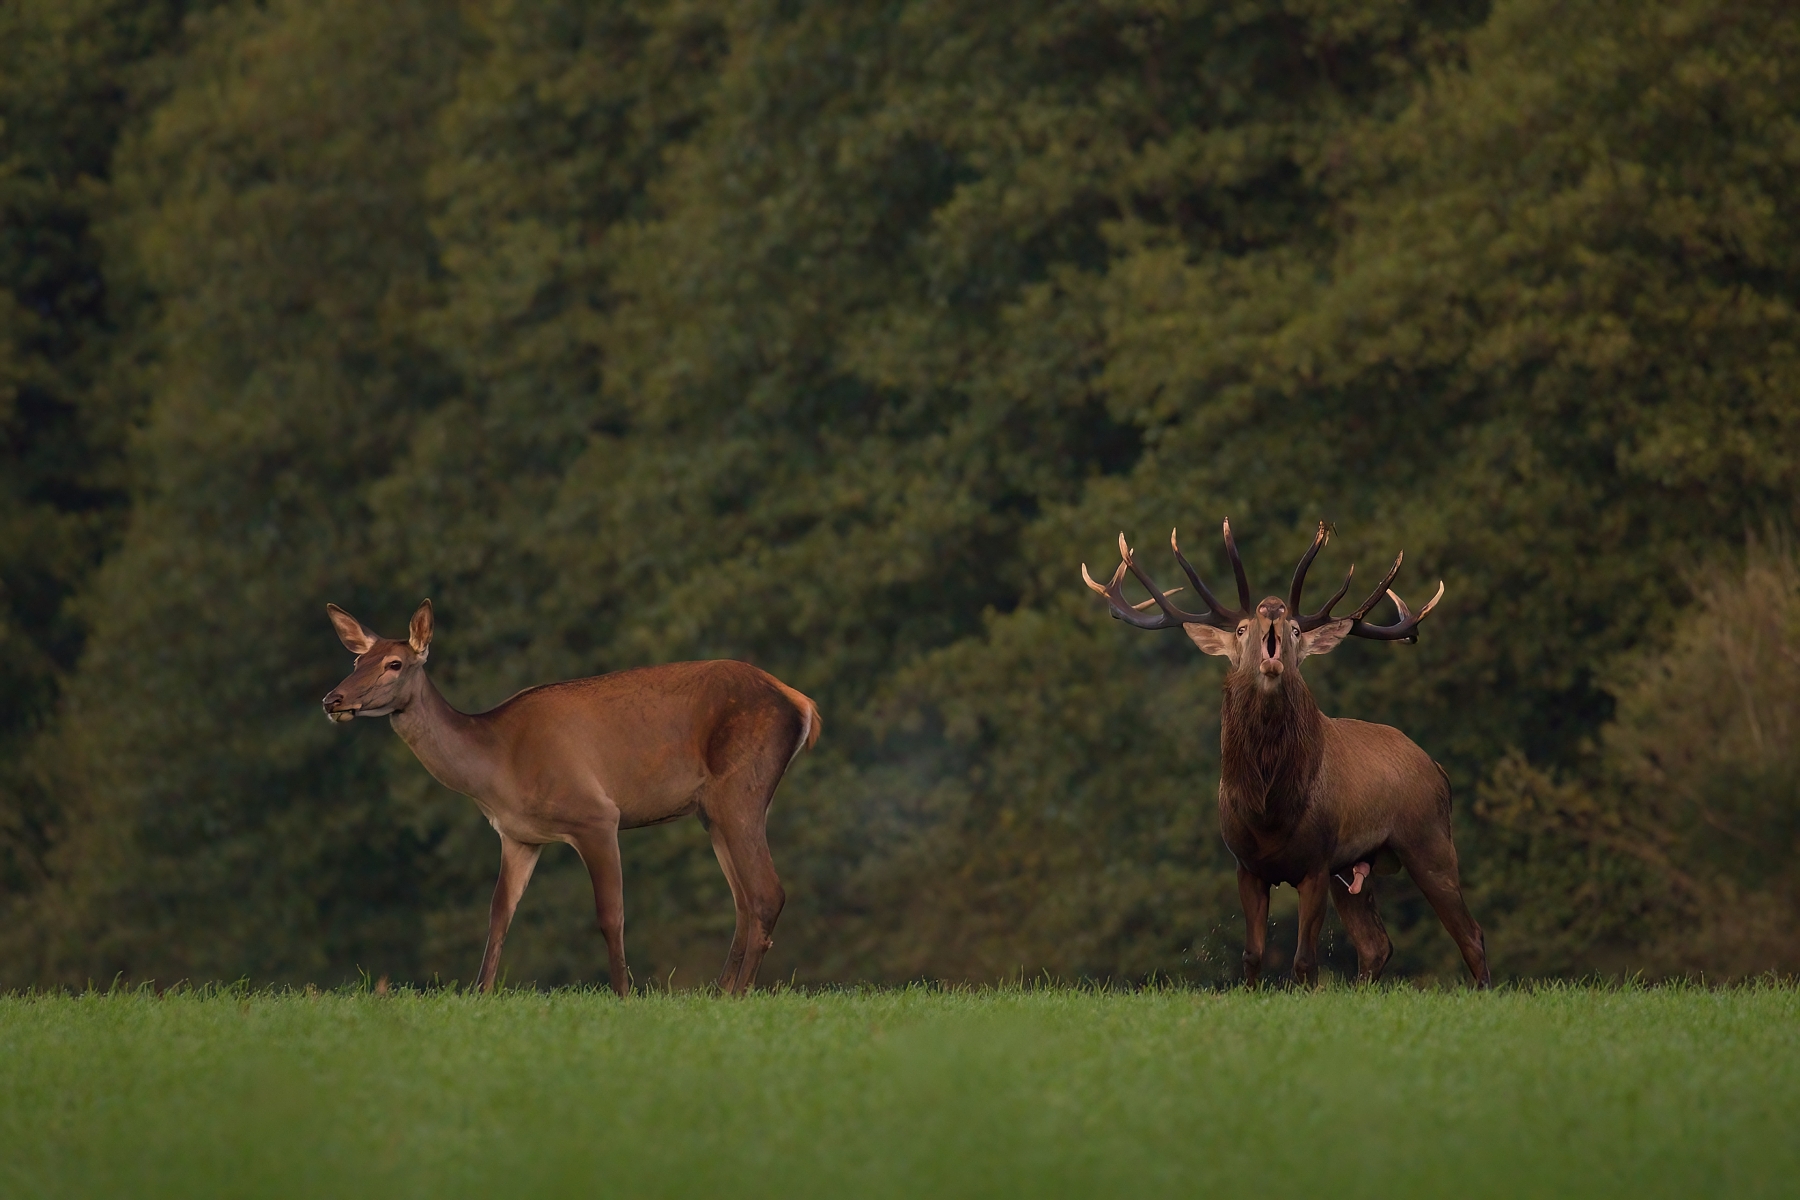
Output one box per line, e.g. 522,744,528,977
4,969,1796,1004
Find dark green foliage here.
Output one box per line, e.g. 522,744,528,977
0,0,191,896
2,0,1796,987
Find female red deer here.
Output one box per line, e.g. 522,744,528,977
1083,522,1490,988
321,600,819,995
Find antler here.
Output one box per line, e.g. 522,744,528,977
1289,522,1445,641
1347,558,1445,642
1081,526,1248,631
1288,521,1355,632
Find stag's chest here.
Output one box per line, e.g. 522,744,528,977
1217,785,1333,884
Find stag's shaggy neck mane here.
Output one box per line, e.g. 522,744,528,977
1219,669,1324,826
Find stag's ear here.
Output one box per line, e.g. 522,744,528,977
1184,624,1237,658
327,604,378,655
408,599,433,657
1298,618,1354,660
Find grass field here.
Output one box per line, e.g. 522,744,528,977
2,983,1796,1198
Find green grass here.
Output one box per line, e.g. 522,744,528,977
2,983,1796,1198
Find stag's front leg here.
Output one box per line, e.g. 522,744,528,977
1237,865,1271,988
1292,871,1330,987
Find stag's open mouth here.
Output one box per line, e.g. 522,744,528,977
1264,627,1279,659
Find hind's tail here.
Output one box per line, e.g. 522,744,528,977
771,679,821,761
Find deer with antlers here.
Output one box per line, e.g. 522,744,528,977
1083,521,1490,988
321,600,819,996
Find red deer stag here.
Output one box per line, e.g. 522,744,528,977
1082,522,1489,988
321,600,819,995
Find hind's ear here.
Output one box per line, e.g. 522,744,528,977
408,599,433,657
327,604,378,655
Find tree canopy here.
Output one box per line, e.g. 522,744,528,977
2,0,1795,988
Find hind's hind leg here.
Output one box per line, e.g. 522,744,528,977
710,809,784,994
709,822,751,990
699,690,804,995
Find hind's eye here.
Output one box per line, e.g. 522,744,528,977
387,660,402,671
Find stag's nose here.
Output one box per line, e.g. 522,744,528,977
322,690,343,709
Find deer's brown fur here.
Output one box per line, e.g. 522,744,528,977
1085,524,1489,988
322,600,817,995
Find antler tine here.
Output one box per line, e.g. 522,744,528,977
1287,522,1328,617
1297,564,1355,632
1346,551,1405,622
1171,528,1247,622
1081,539,1183,630
1080,533,1231,630
1221,519,1252,613
1347,563,1447,643
1122,536,1224,628
1081,559,1167,625
1416,579,1446,620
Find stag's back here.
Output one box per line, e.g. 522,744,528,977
1316,716,1449,839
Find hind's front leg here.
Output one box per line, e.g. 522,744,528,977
477,836,543,993
570,811,630,997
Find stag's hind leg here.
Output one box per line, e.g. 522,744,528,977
1330,873,1392,983
1396,834,1491,989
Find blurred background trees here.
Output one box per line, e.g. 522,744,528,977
2,0,1795,988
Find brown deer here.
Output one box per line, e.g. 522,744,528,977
1083,521,1490,988
321,600,819,996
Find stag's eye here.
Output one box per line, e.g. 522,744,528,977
1237,623,1249,636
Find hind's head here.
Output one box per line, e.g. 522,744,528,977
320,600,433,722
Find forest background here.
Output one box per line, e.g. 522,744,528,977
3,0,1797,990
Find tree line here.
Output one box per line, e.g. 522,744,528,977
3,0,1796,989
